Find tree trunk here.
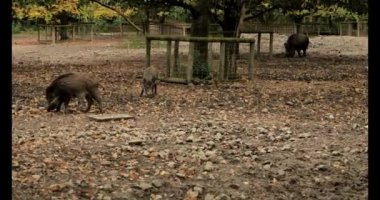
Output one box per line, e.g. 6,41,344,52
190,0,210,79
59,28,69,40
57,12,70,40
294,17,303,34
144,9,150,35
220,12,239,80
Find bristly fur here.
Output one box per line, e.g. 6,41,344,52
46,72,103,113
140,66,159,97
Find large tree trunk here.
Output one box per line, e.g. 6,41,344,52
220,8,240,80
57,12,70,40
190,0,210,79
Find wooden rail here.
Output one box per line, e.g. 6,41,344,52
146,35,256,83
240,31,274,57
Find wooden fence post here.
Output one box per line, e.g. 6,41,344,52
269,32,273,57
348,23,352,36
146,38,151,69
37,25,40,43
72,25,75,41
219,42,225,80
186,42,194,84
182,26,186,36
90,24,94,41
208,42,213,72
248,42,255,80
52,26,56,44
257,33,261,56
120,23,123,37
166,40,172,77
357,21,360,37
45,25,48,41
174,40,180,76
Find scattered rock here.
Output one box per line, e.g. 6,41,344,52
131,182,153,191
332,151,341,156
281,144,291,151
215,193,231,200
184,189,199,200
257,127,268,134
263,164,271,170
315,164,328,171
186,134,194,142
176,173,186,178
204,161,214,171
128,140,144,146
298,133,312,138
205,194,215,200
31,175,41,181
229,183,240,190
152,180,163,188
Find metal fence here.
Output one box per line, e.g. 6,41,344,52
99,21,368,37
34,20,367,44
243,21,368,36
37,23,94,44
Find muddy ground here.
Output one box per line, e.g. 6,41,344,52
12,34,368,200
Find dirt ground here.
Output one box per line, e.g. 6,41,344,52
12,34,368,200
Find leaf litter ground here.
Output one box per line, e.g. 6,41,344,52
12,34,367,200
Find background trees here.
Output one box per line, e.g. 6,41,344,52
12,0,367,77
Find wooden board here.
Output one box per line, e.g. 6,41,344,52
87,114,135,122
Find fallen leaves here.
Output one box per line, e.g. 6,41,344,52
12,35,368,200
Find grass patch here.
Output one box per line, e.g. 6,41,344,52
12,31,39,38
12,29,39,38
122,34,167,49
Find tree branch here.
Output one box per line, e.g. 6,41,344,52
154,0,199,17
90,0,142,32
243,5,280,21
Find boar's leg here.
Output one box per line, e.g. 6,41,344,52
55,100,64,112
302,48,307,57
84,94,94,113
47,97,58,112
140,80,147,97
297,50,302,57
153,83,157,96
62,97,72,114
87,88,103,113
47,97,62,112
140,88,145,97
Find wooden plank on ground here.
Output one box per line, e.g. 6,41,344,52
87,114,135,122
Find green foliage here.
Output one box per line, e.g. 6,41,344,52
12,22,24,34
313,4,359,21
167,7,191,22
12,21,40,34
257,10,282,24
122,35,166,49
12,0,81,23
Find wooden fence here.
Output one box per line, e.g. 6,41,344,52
146,35,256,83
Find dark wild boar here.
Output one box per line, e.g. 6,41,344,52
284,33,309,57
46,72,103,113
